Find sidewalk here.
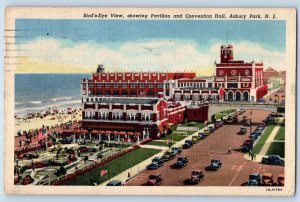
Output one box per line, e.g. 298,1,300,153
244,118,284,162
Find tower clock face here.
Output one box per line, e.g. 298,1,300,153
244,70,250,75
219,70,224,76
231,70,237,75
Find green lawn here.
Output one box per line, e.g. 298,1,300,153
253,125,275,154
161,133,187,141
274,126,285,140
146,141,175,147
181,122,206,130
63,148,160,185
266,142,285,158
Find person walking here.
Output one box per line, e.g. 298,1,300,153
227,146,232,154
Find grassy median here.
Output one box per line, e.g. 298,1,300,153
63,148,160,185
274,126,285,140
146,140,175,147
253,125,275,154
266,142,285,158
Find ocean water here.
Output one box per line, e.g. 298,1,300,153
15,74,90,116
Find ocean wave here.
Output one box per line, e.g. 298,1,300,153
15,102,23,105
50,97,73,102
15,99,82,115
29,101,42,104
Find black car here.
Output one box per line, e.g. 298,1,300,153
162,151,176,162
209,159,222,170
171,147,182,155
238,128,247,135
247,173,261,186
198,132,207,139
185,140,194,147
240,145,251,153
147,157,164,170
172,156,188,168
106,180,124,186
261,155,285,166
182,143,192,149
177,156,189,164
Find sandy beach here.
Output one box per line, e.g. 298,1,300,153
15,108,82,135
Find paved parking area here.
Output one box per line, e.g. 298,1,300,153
126,109,284,186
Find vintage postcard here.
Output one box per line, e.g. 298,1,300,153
4,7,296,195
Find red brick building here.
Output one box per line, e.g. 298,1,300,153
80,44,269,139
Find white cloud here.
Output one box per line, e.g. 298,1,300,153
18,37,286,73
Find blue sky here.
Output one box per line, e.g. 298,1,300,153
14,19,286,73
16,19,285,51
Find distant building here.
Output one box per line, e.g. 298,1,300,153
263,67,286,86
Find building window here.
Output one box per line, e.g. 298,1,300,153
85,111,95,119
97,91,102,95
96,83,103,87
192,94,199,101
99,111,109,120
184,94,190,101
175,94,181,101
127,112,137,120
208,83,212,88
122,91,128,96
157,83,163,88
148,84,154,88
114,83,119,88
83,83,86,88
113,111,123,120
227,83,238,88
203,83,206,88
244,83,249,87
105,83,111,88
139,83,145,88
88,83,94,88
130,83,136,88
142,112,152,121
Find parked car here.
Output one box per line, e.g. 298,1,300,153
209,159,222,170
192,136,199,143
171,147,182,155
232,117,239,123
198,133,207,140
261,155,285,166
182,143,192,149
184,170,204,185
162,151,176,162
185,140,194,147
147,157,164,170
238,128,247,135
247,173,261,186
203,129,211,135
146,174,163,186
240,145,251,153
106,180,124,186
208,126,215,133
261,173,274,186
277,174,284,186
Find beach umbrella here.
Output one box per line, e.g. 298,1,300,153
112,131,119,135
105,131,112,134
91,130,99,134
119,131,126,135
98,130,105,134
135,132,141,135
80,129,88,134
74,129,80,133
127,132,134,136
